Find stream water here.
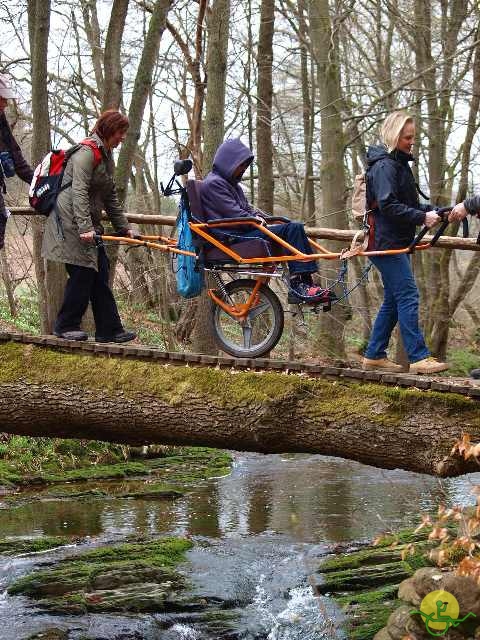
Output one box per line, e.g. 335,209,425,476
1,452,479,640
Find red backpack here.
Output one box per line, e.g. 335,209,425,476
29,139,102,215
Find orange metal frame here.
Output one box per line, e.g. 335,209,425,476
189,220,432,262
100,218,433,321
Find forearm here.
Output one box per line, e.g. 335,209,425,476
380,201,426,225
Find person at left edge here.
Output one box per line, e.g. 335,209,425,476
42,110,136,343
0,74,34,249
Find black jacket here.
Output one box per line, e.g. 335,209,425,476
366,145,431,250
0,113,34,215
464,195,480,216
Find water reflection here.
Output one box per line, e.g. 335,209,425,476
0,453,479,544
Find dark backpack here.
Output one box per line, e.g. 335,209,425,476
29,139,102,215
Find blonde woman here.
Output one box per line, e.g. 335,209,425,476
362,111,448,374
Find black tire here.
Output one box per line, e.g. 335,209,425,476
212,279,284,358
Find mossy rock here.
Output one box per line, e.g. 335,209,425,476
336,585,400,640
8,537,192,604
23,629,69,640
0,536,72,555
321,543,430,573
317,528,435,640
39,484,185,502
316,561,412,594
4,447,232,489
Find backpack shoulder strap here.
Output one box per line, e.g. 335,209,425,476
79,138,103,168
414,182,429,201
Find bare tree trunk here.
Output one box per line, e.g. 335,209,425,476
28,0,62,334
116,0,173,205
0,248,16,317
102,0,130,110
246,0,255,203
202,0,230,171
80,0,104,96
415,0,470,357
192,0,231,356
256,0,275,213
166,0,207,177
308,0,349,357
298,0,315,223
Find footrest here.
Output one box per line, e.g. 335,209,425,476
287,289,337,306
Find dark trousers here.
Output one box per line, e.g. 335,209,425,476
226,221,317,275
55,246,123,338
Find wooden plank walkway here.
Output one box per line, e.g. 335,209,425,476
1,332,479,400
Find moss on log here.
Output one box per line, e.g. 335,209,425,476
0,343,479,476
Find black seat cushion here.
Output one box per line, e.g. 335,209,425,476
186,180,205,222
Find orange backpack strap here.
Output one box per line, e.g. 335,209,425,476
79,138,103,168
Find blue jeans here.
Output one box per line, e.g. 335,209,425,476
364,254,430,363
225,221,317,275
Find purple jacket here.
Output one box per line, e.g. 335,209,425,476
200,139,259,222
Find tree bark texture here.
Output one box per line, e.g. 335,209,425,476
116,0,172,205
102,0,130,110
193,0,231,356
308,0,349,357
80,0,104,100
28,0,60,335
299,2,316,224
414,0,469,359
1,343,480,478
202,0,230,173
256,0,275,213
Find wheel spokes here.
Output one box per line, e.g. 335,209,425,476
242,325,253,349
247,301,271,321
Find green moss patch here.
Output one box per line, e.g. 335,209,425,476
0,440,232,489
8,536,193,614
317,528,433,640
0,343,477,428
0,536,72,555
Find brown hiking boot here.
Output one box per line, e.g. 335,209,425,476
362,357,403,372
409,357,449,375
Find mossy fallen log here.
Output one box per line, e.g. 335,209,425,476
1,343,480,476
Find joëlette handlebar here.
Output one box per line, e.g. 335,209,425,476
408,206,453,252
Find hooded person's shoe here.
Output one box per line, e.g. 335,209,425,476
287,282,336,305
95,330,137,344
409,357,449,375
362,357,403,372
54,330,88,341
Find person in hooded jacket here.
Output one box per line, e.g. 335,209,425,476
200,138,329,302
0,74,33,249
362,111,449,375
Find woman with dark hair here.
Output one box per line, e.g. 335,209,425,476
42,110,136,343
362,111,448,374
